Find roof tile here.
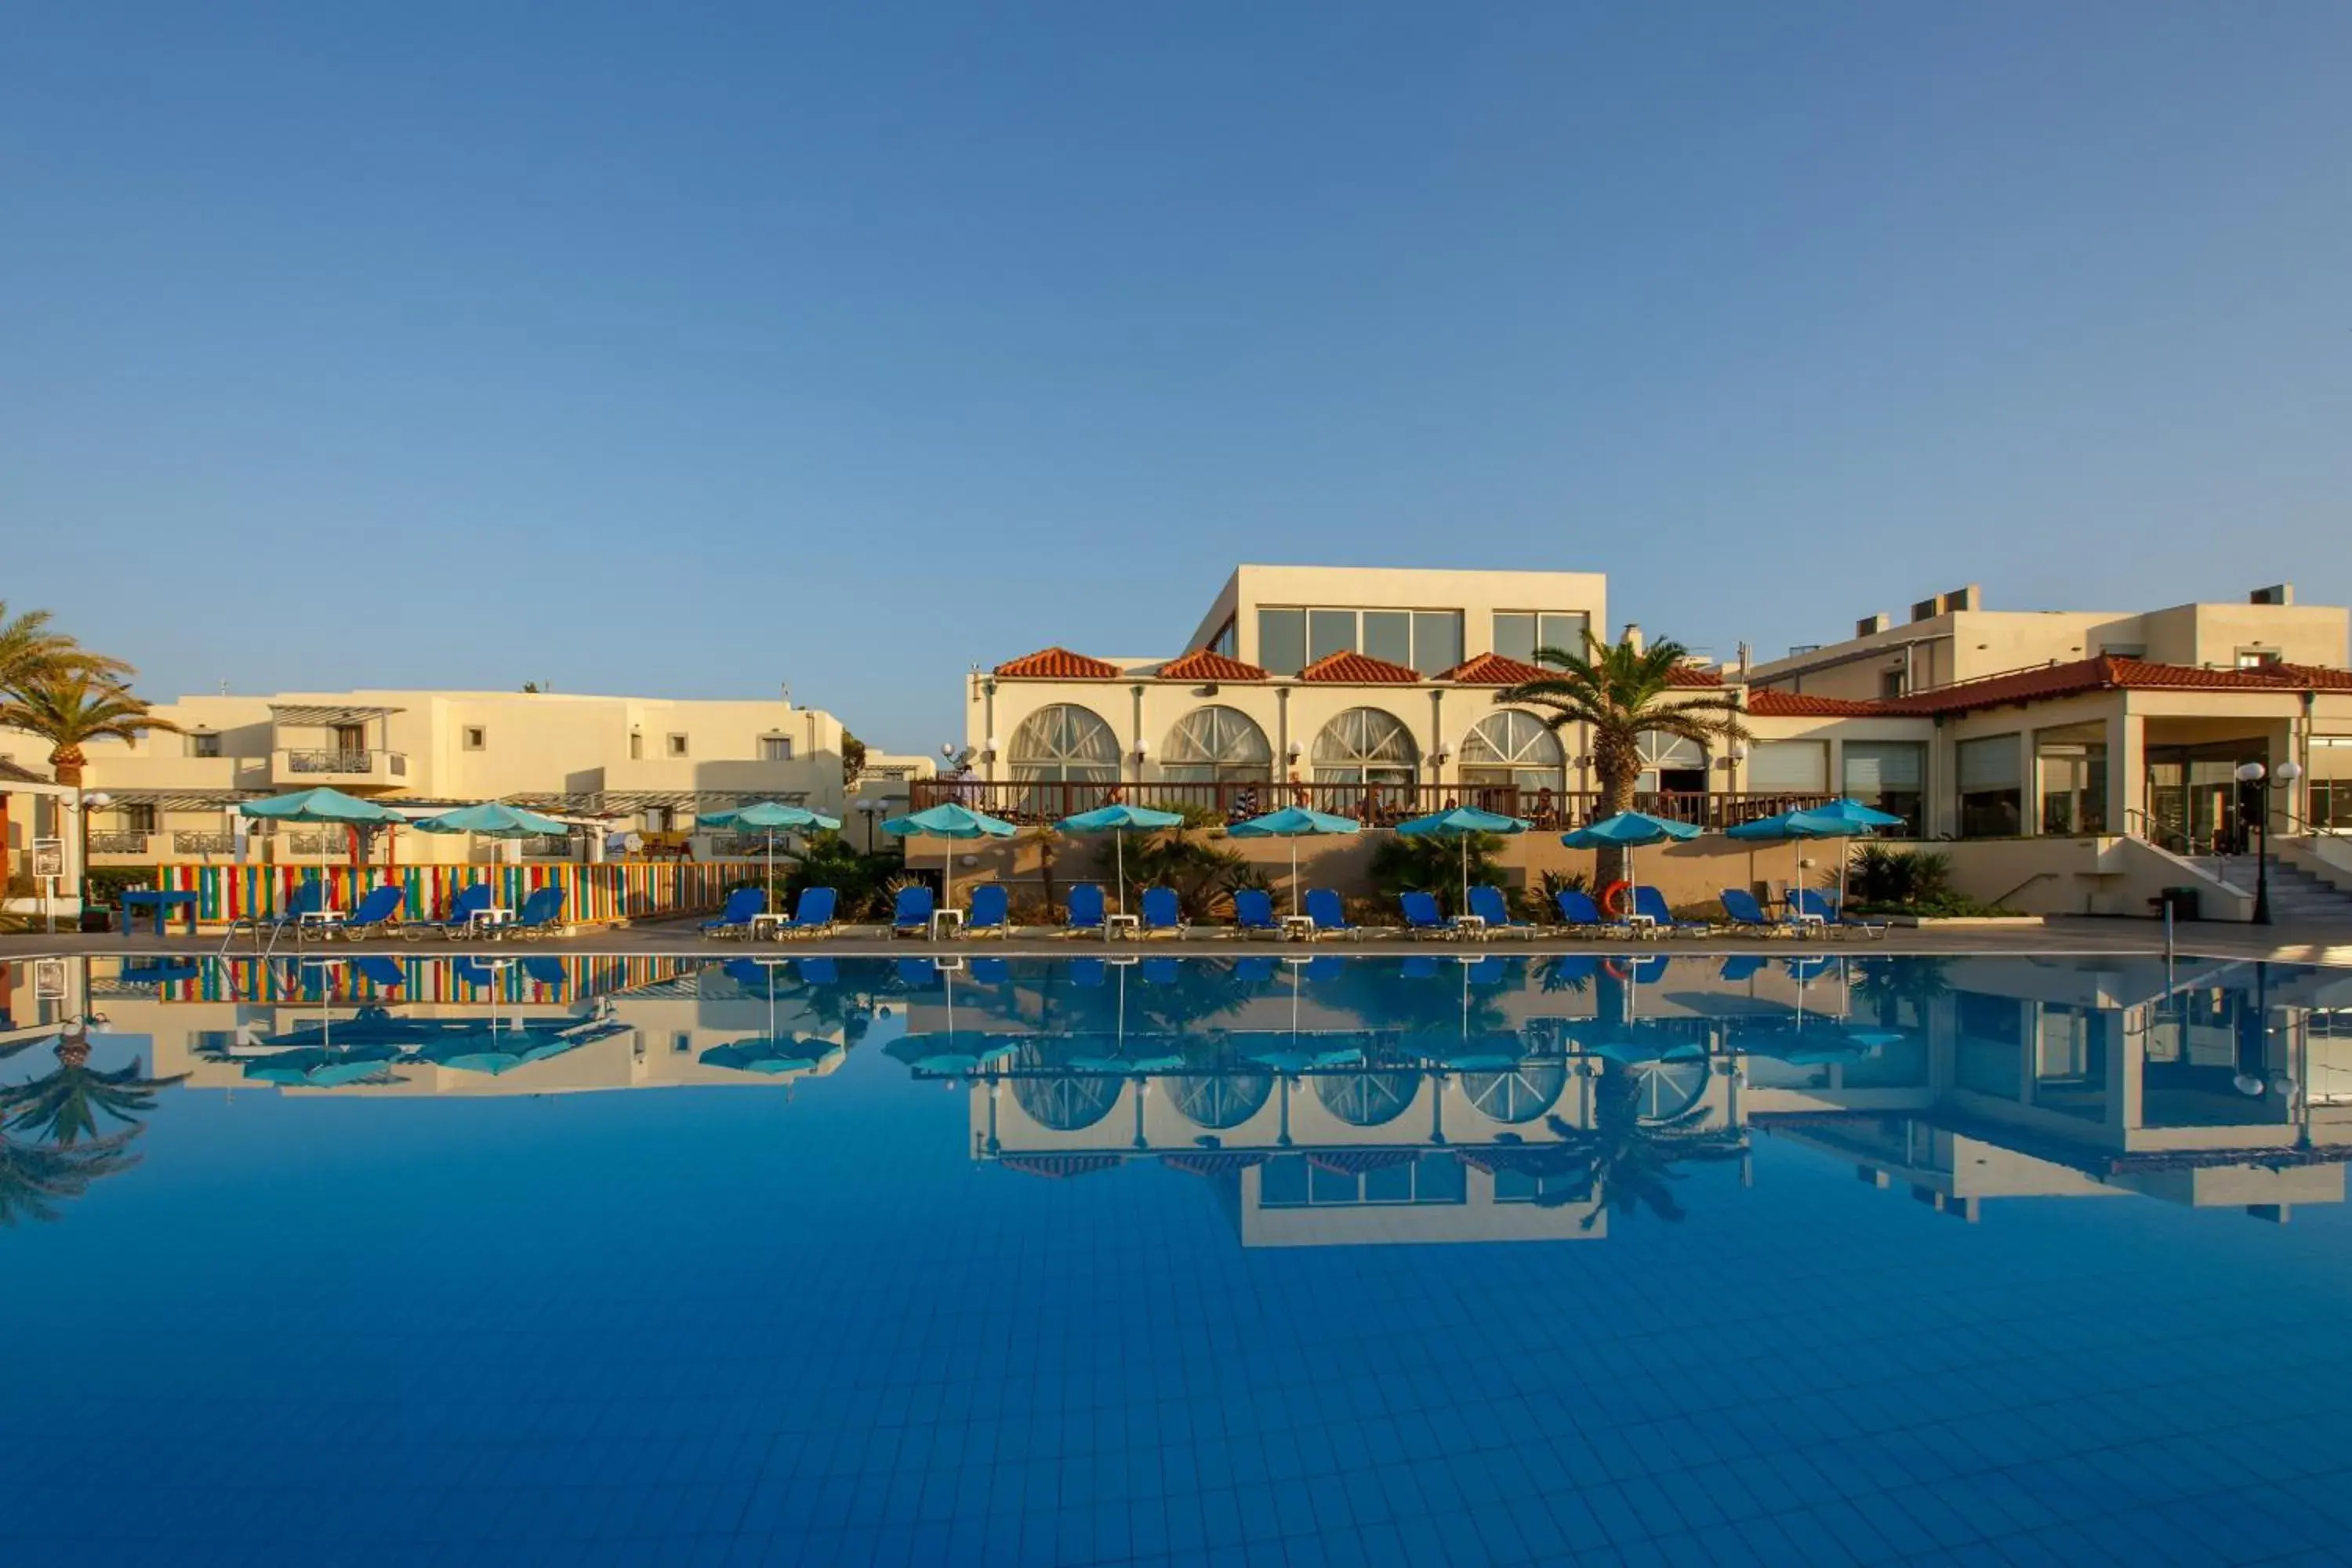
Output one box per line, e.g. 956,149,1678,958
1886,655,2352,716
1156,648,1269,681
1435,652,1552,685
1296,650,1424,684
1744,690,1889,717
991,646,1123,680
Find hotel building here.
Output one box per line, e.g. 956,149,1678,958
934,564,2352,918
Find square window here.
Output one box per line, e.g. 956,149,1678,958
666,734,689,757
1258,608,1305,677
759,736,793,762
187,731,222,759
1494,612,1536,662
1410,611,1462,675
463,726,487,750
1361,611,1412,669
1307,608,1357,665
629,731,644,760
673,1032,692,1054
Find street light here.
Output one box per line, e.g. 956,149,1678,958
2231,760,2303,926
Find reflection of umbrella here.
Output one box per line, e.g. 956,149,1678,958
699,1036,845,1076
243,1044,403,1087
1562,812,1700,915
416,1029,593,1076
881,804,1017,915
1228,806,1362,915
699,801,844,909
1058,804,1186,916
1397,806,1530,915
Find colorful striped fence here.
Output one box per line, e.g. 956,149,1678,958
142,862,742,928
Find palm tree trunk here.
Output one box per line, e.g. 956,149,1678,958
1594,767,1639,889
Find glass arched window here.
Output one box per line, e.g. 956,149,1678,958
1007,705,1121,783
1161,706,1273,785
1312,709,1419,785
1170,1070,1274,1130
1459,710,1566,793
1635,731,1708,794
1313,1069,1421,1128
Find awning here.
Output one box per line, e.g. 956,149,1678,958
93,789,269,811
267,703,405,726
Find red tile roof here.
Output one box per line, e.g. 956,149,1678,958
1156,648,1269,681
1886,655,2352,716
1745,690,1889,717
1296,650,1423,684
1665,664,1727,687
992,646,1123,680
1435,652,1552,685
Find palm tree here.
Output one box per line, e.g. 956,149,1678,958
0,601,129,692
1493,631,1748,886
0,670,179,786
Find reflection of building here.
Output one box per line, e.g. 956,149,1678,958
57,954,862,1098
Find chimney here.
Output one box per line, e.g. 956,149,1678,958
1621,622,1644,655
1736,641,1752,676
1856,613,1893,638
2250,583,2294,606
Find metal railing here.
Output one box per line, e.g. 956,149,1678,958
520,836,583,858
172,831,236,855
285,749,405,775
909,779,1847,831
88,831,151,855
286,831,345,855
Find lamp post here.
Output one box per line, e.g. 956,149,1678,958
58,789,115,920
2231,760,2303,926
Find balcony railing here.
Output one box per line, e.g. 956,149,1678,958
172,831,237,855
520,836,583,859
909,780,1849,832
286,831,347,855
89,831,151,855
285,749,406,777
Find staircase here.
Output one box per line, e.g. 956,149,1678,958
2189,855,2352,924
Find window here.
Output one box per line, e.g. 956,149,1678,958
2311,739,2352,829
643,807,673,833
1161,706,1272,784
1007,704,1121,782
759,735,794,761
1458,710,1565,795
2036,729,2108,835
673,1032,693,1055
1254,606,1465,676
122,803,158,833
1492,612,1590,663
1747,740,1828,795
187,731,222,758
1841,741,1925,835
1635,731,1708,795
1879,669,1907,699
1311,708,1420,787
1957,735,2024,838
2237,649,2279,669
1258,608,1306,677
463,726,487,751
1208,618,1237,659
666,734,689,758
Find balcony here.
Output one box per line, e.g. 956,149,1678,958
908,780,1848,833
88,831,151,858
270,748,408,789
172,831,237,856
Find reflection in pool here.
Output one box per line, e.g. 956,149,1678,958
5,951,2352,1563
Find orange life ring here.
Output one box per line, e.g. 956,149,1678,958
1602,958,1633,982
1599,880,1633,918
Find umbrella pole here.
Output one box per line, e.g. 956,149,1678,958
1460,835,1468,917
1290,837,1300,916
1116,832,1126,917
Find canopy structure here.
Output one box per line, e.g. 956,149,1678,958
1057,804,1185,916
1561,811,1701,917
882,804,1018,915
699,800,844,907
1228,806,1363,915
1397,805,1531,916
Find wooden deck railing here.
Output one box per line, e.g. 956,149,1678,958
909,779,1842,832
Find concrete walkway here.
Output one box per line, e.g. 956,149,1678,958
7,916,2350,966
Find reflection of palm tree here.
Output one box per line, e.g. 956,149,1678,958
0,1131,142,1227
1,1032,185,1146
1847,956,1949,1031
1547,1064,1743,1229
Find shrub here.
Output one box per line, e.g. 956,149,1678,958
1367,832,1505,914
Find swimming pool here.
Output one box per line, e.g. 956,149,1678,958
7,952,2352,1565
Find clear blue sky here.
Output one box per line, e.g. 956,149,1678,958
5,3,2348,753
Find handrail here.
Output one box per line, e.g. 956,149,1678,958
1989,870,2056,908
2122,807,2205,858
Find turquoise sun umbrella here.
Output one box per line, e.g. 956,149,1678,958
698,800,845,908
1228,805,1363,915
881,802,1018,920
1398,805,1531,916
239,788,408,904
1727,807,1879,919
1561,811,1701,920
1058,804,1186,916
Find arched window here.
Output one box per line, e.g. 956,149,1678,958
1636,731,1708,794
1161,706,1273,785
1311,708,1419,786
1007,704,1121,783
1170,1070,1274,1130
1313,1069,1421,1128
1459,710,1565,793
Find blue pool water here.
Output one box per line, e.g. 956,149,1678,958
6,950,2352,1566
